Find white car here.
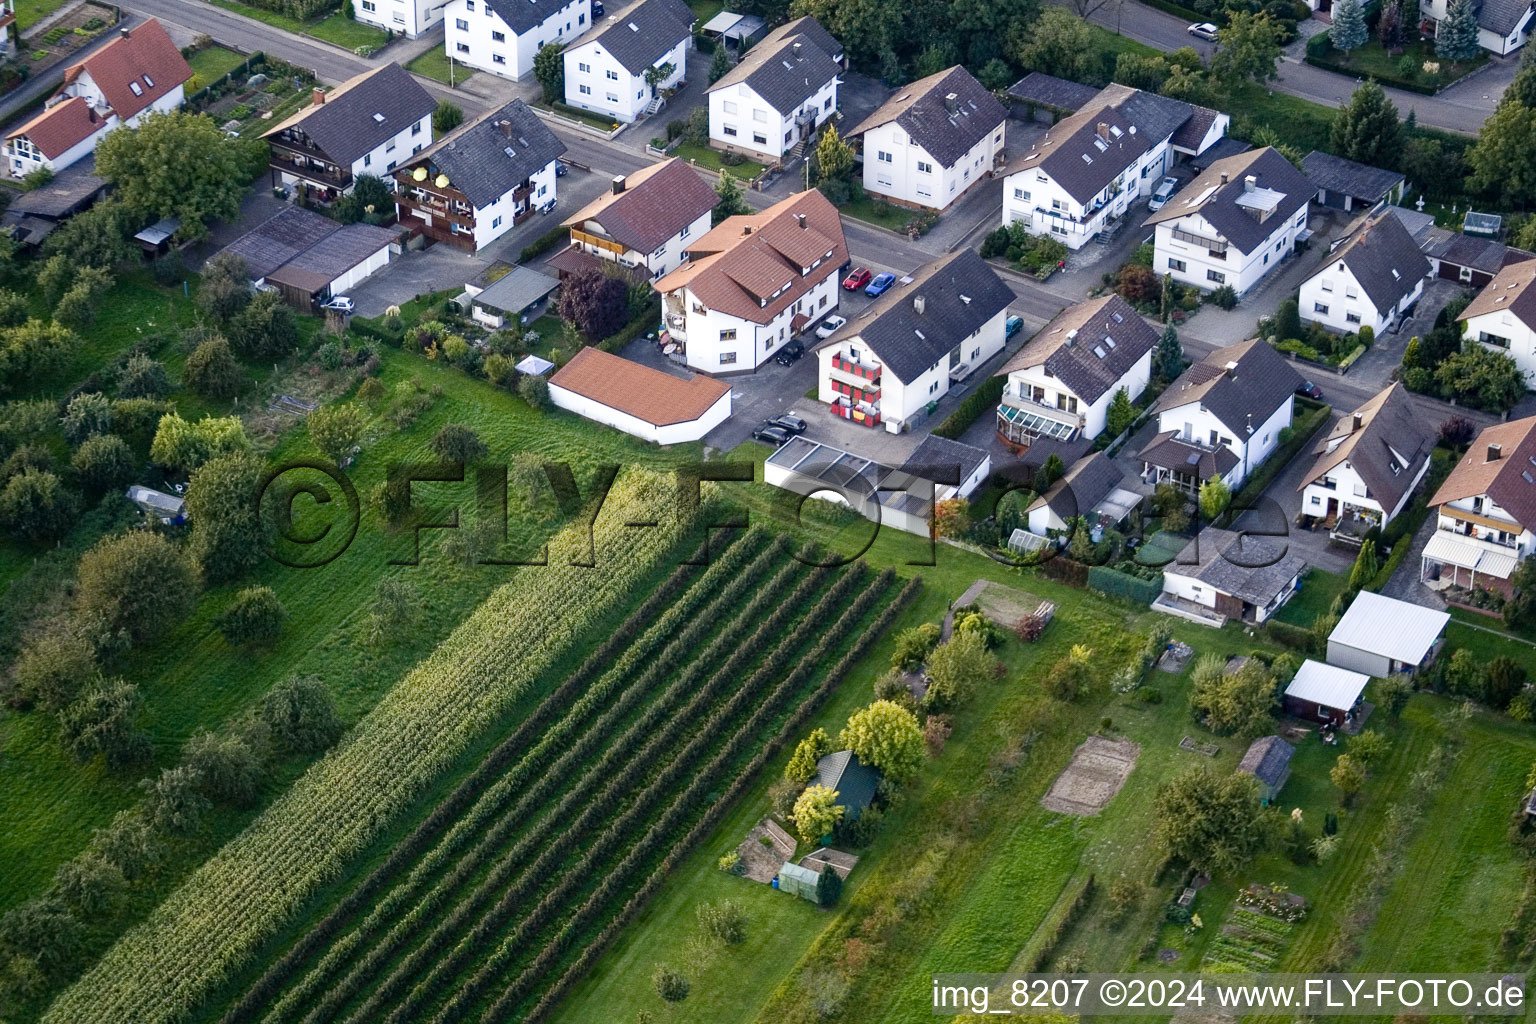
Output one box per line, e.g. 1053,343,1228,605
1148,176,1180,211
814,314,847,339
323,296,355,313
1187,21,1218,39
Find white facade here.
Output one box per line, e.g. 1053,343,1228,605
60,75,185,130
1155,205,1309,297
673,271,840,372
5,125,99,178
1161,564,1299,624
357,0,442,38
1002,349,1152,441
478,160,557,249
707,77,837,161
816,308,1007,433
860,118,1004,212
549,380,731,443
1420,0,1533,54
1466,308,1536,388
329,244,395,297
1299,260,1424,336
272,112,430,194
444,0,591,79
1435,491,1536,560
564,35,686,124
1155,395,1295,490
1301,455,1431,526
574,207,710,278
1003,138,1172,252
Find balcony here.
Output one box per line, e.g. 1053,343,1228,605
1171,227,1227,254
830,353,881,384
828,378,879,403
269,145,351,189
1001,389,1083,427
830,396,880,427
395,190,475,231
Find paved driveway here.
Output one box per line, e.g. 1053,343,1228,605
1227,411,1356,576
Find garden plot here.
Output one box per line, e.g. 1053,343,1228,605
950,579,1054,631
737,817,795,883
1041,736,1140,816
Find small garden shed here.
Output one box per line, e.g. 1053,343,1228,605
812,750,880,818
775,861,821,903
1238,735,1294,804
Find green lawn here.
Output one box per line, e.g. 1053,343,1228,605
405,48,477,86
186,46,247,85
1276,567,1349,627
205,0,385,51
13,0,66,30
672,142,766,179
839,194,913,233
1309,39,1486,93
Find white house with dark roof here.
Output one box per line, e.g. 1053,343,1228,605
562,0,693,124
1140,337,1302,493
812,248,1012,432
1001,82,1229,250
444,0,591,79
1421,0,1534,54
1422,416,1536,591
845,65,1005,212
705,17,841,162
1147,146,1312,297
1158,527,1306,625
355,0,443,36
993,293,1158,444
654,189,847,372
1025,452,1136,535
1299,382,1433,531
264,64,435,202
391,99,566,252
1461,259,1536,386
560,157,718,278
1298,210,1430,336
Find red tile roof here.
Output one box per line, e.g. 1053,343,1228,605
7,96,104,158
550,347,730,426
62,20,191,121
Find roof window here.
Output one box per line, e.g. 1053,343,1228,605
128,81,142,96
143,74,154,87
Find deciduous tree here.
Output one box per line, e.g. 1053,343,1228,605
186,452,266,582
76,530,199,645
557,267,629,341
429,422,488,464
306,403,368,463
792,783,844,842
1189,658,1277,737
261,675,342,754
183,336,243,400
184,731,263,807
839,699,924,779
1011,7,1096,83
229,290,298,360
1469,100,1536,209
786,727,834,783
1211,12,1285,86
94,111,246,241
0,467,77,541
150,412,251,474
923,630,997,710
533,44,565,104
1330,752,1367,804
59,679,152,770
1153,766,1266,874
216,585,286,647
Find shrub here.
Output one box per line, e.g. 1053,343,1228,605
142,765,211,835
260,675,342,754
696,899,746,944
815,865,843,907
217,585,286,647
518,373,552,411
59,679,152,770
183,337,243,399
1207,284,1238,309
184,731,263,807
653,963,690,1002
76,531,199,645
429,422,488,464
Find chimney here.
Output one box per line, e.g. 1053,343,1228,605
1352,412,1363,431
741,225,753,236
1224,359,1238,378
119,26,130,39
1244,174,1257,191
792,40,802,59
312,87,326,105
612,174,626,195
498,119,514,138
1064,328,1078,347
914,295,925,314
795,212,807,229
944,92,958,116
1220,171,1228,185
1097,122,1110,142
1489,442,1504,462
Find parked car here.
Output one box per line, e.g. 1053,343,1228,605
769,414,807,435
1187,21,1218,39
538,197,558,215
865,272,896,297
814,314,847,339
1148,176,1179,211
555,160,569,177
843,267,872,290
592,0,603,13
752,424,791,446
323,296,355,313
774,340,805,366
1005,314,1024,339
1296,379,1323,400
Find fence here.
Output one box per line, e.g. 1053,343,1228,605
1088,565,1163,605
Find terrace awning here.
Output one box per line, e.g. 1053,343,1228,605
1423,531,1517,580
997,402,1078,441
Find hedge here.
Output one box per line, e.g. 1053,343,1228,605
1089,565,1163,605
519,224,569,264
1265,618,1315,654
1037,554,1090,588
933,375,1005,440
596,300,661,355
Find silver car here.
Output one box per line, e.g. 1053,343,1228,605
1148,176,1179,211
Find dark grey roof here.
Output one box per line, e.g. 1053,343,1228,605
472,264,560,313
996,294,1159,404
1479,0,1533,36
813,749,880,812
1155,338,1303,437
269,222,396,281
901,433,989,485
1170,105,1221,152
813,248,1013,384
1173,527,1308,606
484,0,583,34
406,99,565,209
7,168,107,217
1301,150,1405,202
219,206,341,280
1028,452,1124,518
1189,136,1251,169
1005,72,1100,111
706,27,840,114
1319,210,1430,314
1423,227,1536,275
1300,383,1432,517
1138,432,1240,479
1100,84,1193,147
1239,736,1294,786
263,64,434,167
1383,205,1436,244
569,0,693,75
1147,147,1313,256
1006,103,1151,207
847,65,1006,169
758,16,841,61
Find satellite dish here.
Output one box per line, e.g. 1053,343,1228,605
435,174,450,188
413,166,427,181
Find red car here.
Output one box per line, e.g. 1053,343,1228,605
842,267,872,290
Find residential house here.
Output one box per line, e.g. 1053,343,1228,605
1421,416,1536,592
1282,659,1369,728
1147,147,1313,297
654,188,847,372
264,64,435,202
561,0,693,124
1300,150,1407,213
548,345,732,443
1239,736,1293,804
462,264,561,328
994,293,1157,445
213,206,397,310
1298,383,1434,534
0,1,14,61
1422,225,1534,287
1001,82,1229,250
5,20,190,178
1157,527,1306,625
812,248,1012,432
443,0,591,79
1461,259,1536,387
705,16,841,163
355,0,444,38
901,433,994,503
845,65,1006,212
1140,338,1302,493
559,157,718,278
1326,591,1448,677
1024,452,1138,536
1420,0,1533,55
1298,211,1430,336
392,99,566,252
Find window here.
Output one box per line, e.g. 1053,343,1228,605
493,53,506,63
929,380,940,394
466,0,474,6
916,186,931,198
723,125,737,136
1345,312,1361,324
876,174,892,188
1167,258,1186,272
607,93,619,102
824,97,832,110
362,0,374,9
143,75,154,87
753,133,767,145
1345,285,1358,299
492,29,505,40
456,42,469,51
491,215,503,228
1320,278,1333,291
579,12,584,22
719,328,737,341
877,150,892,163
680,224,690,239
606,69,619,80
412,121,422,135
1313,302,1329,314
720,352,737,364
1206,269,1225,284
753,108,766,122
363,154,371,166
455,17,468,28
394,13,405,22
917,161,932,174
579,61,590,71
579,84,591,94
386,139,395,151
129,81,143,96
1013,187,1029,201
723,100,737,114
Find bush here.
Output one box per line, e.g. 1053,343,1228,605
815,865,843,907
76,531,199,645
59,679,152,771
653,964,690,1002
429,422,487,464
1207,284,1238,309
260,675,342,754
696,899,747,944
518,373,552,411
184,731,263,807
217,585,286,647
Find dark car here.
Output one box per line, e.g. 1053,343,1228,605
842,267,872,290
752,425,790,446
1296,379,1323,400
1005,314,1024,339
774,340,805,366
592,0,604,12
769,414,807,435
555,159,569,177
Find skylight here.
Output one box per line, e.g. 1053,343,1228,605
1104,336,1116,349
1111,311,1123,323
1093,138,1108,152
373,113,386,123
504,146,517,157
1093,345,1106,358
1081,154,1092,164
628,20,639,29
